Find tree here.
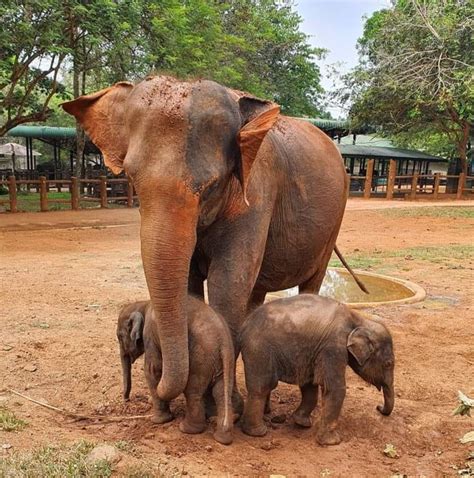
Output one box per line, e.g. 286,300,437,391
338,0,474,174
0,0,70,136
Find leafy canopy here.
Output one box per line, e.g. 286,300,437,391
1,0,327,136
337,0,474,171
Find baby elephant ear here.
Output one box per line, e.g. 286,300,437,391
61,81,133,175
129,311,144,346
237,96,280,205
347,327,375,366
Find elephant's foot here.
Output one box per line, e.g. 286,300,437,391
213,429,233,445
241,420,268,437
293,412,312,428
179,418,207,435
316,428,341,446
151,410,174,425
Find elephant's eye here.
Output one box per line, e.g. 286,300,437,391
384,359,394,368
200,179,219,201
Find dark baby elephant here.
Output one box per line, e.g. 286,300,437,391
116,301,148,401
240,294,395,446
117,298,235,445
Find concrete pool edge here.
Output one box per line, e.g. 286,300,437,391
329,268,427,308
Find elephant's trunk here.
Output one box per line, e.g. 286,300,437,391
121,353,132,401
377,384,394,416
140,181,199,401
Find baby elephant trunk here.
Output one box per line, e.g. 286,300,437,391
377,384,394,416
121,353,132,401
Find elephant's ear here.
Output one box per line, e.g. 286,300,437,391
236,96,280,205
129,311,145,346
61,81,133,175
347,327,375,366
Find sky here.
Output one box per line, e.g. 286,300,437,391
294,0,392,118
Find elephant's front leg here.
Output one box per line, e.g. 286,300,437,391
316,369,346,446
144,350,173,424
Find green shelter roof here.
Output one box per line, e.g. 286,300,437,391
7,126,76,139
337,144,447,162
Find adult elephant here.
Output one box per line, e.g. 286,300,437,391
62,76,349,402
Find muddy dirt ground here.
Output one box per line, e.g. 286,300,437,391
1,199,473,476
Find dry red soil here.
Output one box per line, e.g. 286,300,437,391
1,199,473,477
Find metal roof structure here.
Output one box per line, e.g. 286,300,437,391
7,126,76,139
337,144,447,162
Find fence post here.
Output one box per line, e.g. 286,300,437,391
127,177,134,207
410,173,419,200
386,159,397,200
39,176,48,212
433,173,441,199
8,176,17,213
456,173,466,199
71,177,79,210
100,176,107,208
363,159,374,199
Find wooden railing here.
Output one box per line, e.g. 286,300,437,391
0,167,472,213
347,159,473,200
0,176,137,213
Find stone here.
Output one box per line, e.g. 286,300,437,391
270,414,286,424
85,445,121,466
23,364,37,372
2,345,13,351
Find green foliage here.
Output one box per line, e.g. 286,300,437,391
0,441,112,478
337,0,474,171
0,0,70,135
0,406,27,432
1,0,326,134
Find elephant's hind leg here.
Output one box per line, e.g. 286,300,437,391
293,383,318,427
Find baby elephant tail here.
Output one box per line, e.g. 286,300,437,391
218,331,235,444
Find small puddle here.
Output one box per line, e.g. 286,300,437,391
268,268,425,308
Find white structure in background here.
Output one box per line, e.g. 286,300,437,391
0,142,41,171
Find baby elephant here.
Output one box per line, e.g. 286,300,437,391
117,298,235,445
117,301,149,401
240,294,395,446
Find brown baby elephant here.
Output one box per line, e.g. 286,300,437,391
117,298,235,445
116,301,148,401
240,294,395,446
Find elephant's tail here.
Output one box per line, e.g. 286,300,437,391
334,245,369,294
220,329,235,434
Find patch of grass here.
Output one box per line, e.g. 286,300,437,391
379,206,474,219
329,254,382,270
0,407,27,432
330,244,473,272
389,244,474,262
0,441,112,478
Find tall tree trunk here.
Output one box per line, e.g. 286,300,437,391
457,122,470,176
73,54,85,179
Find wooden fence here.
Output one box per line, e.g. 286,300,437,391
0,176,137,213
347,159,473,200
0,164,473,213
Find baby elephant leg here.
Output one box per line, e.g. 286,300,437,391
211,379,233,445
180,374,208,435
144,353,173,424
293,383,318,428
316,371,346,446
